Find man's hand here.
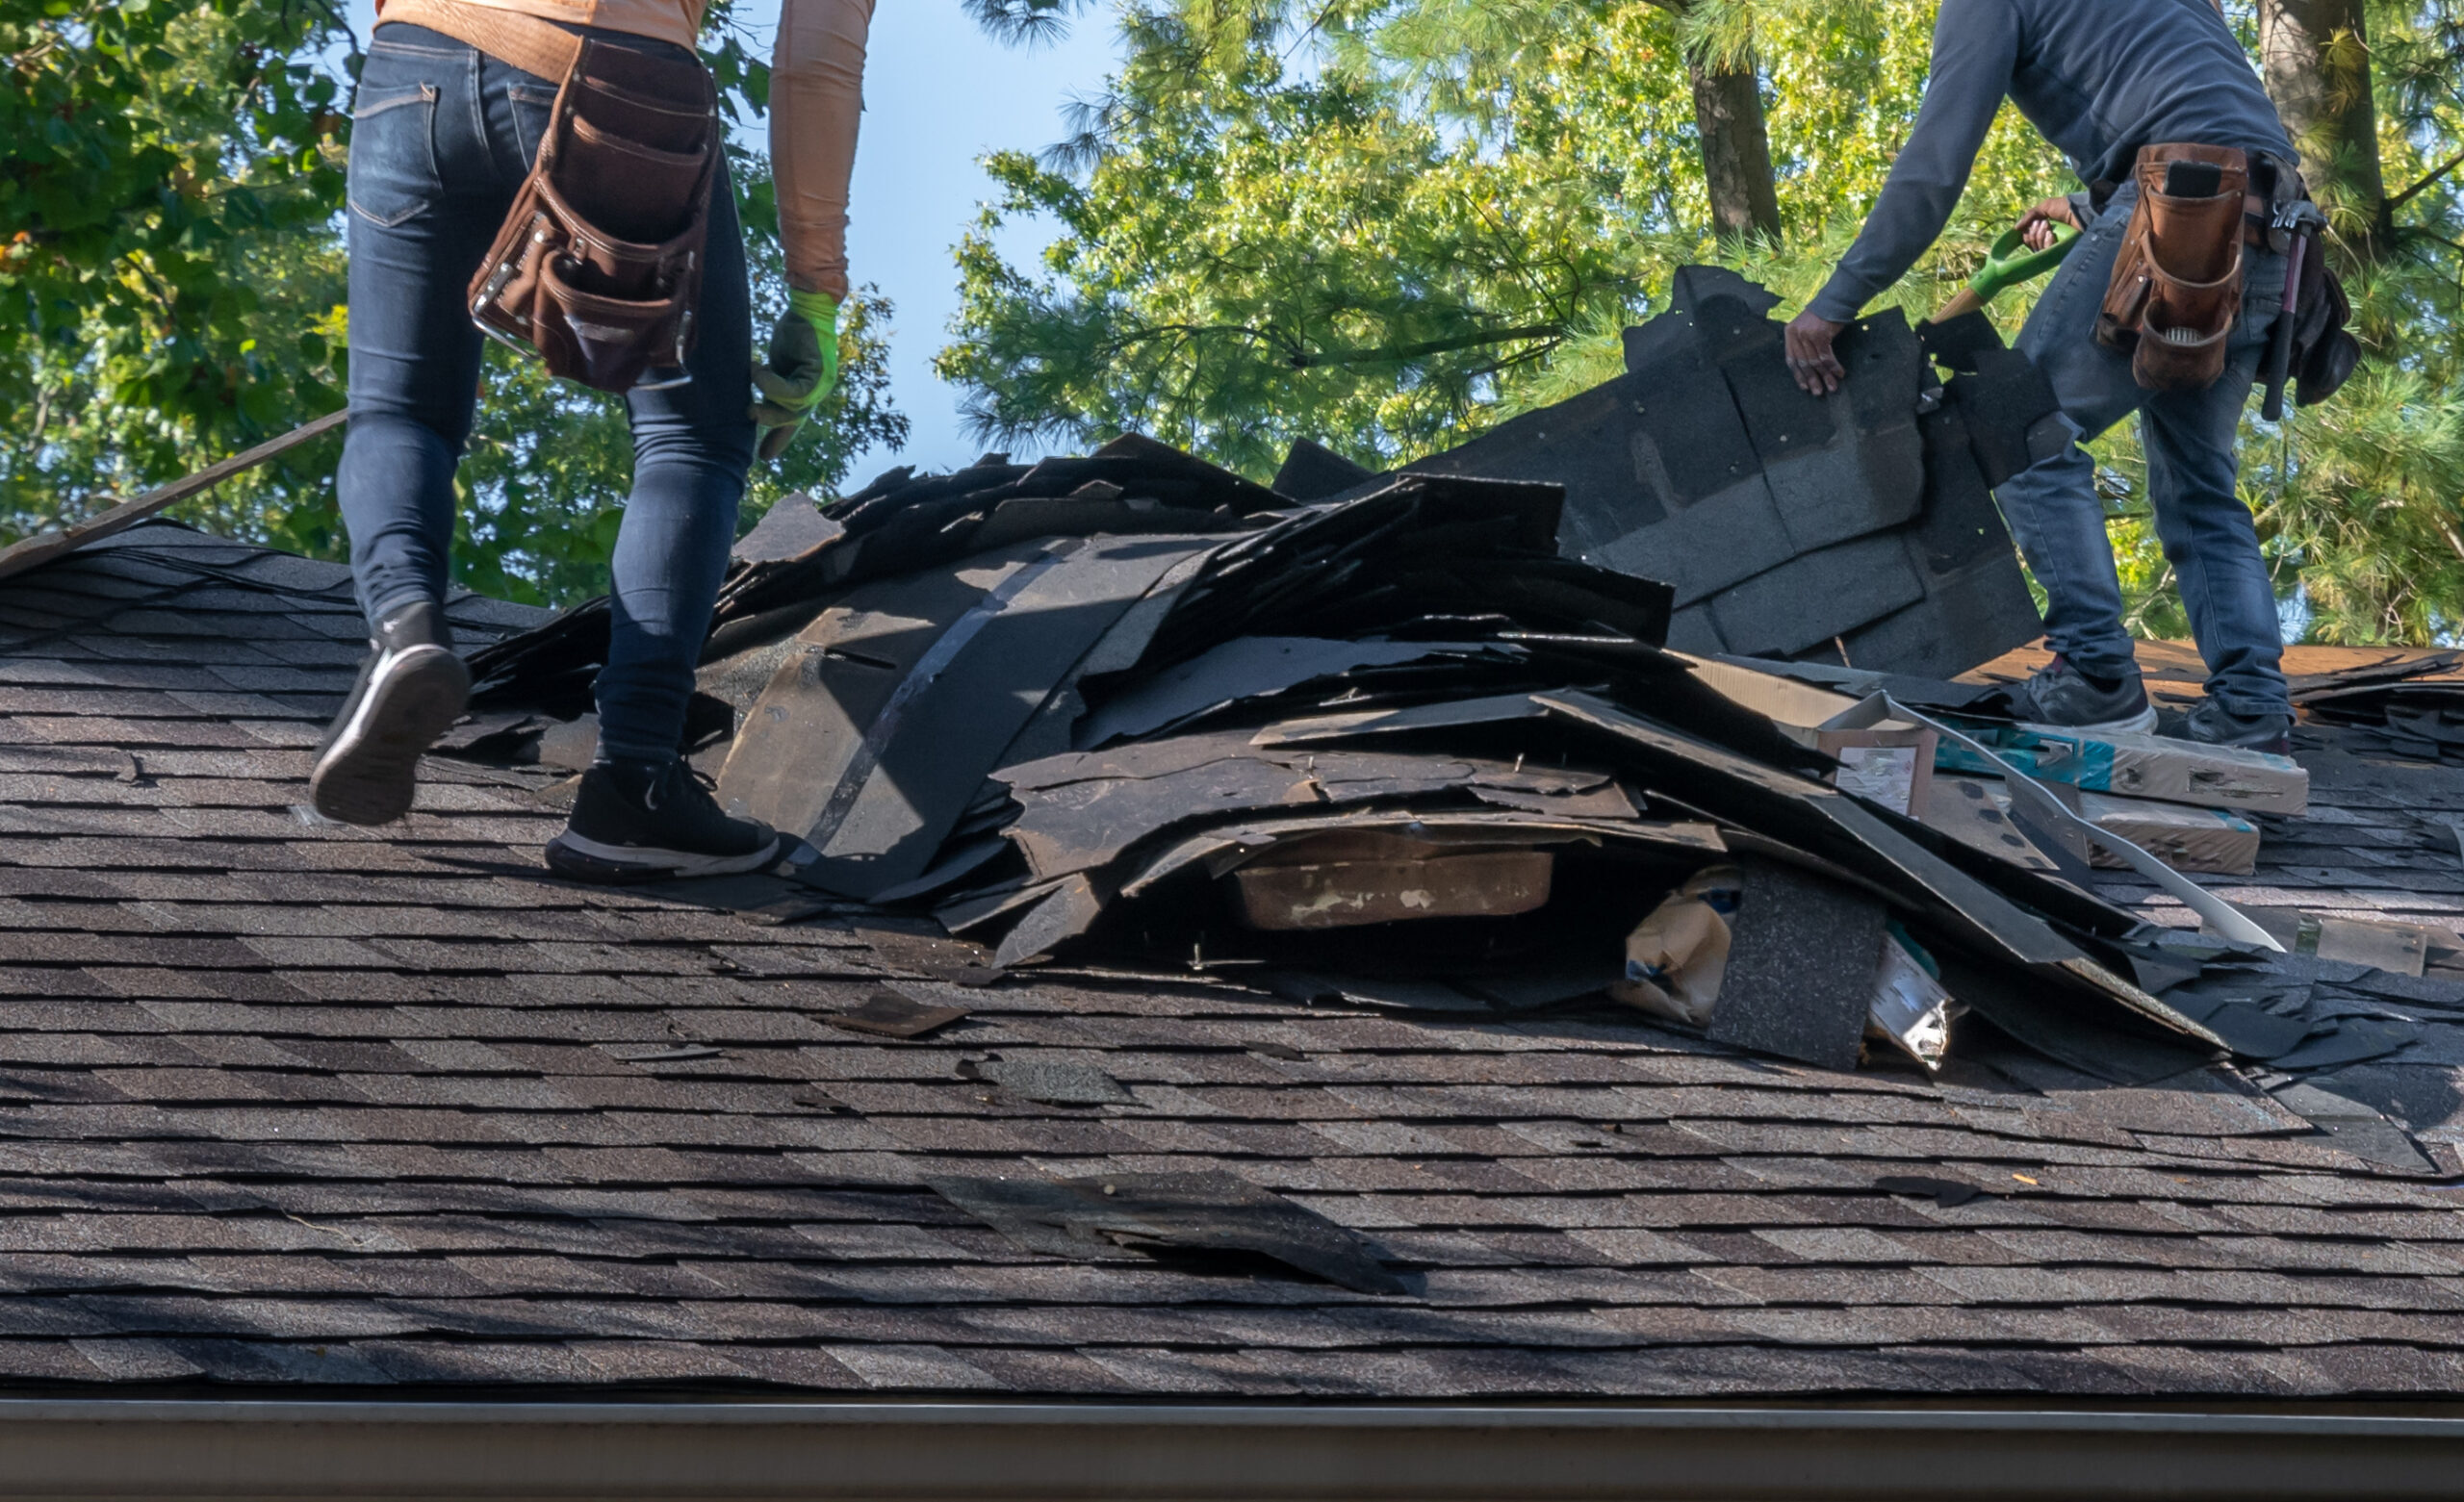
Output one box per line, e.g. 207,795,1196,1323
2017,196,2078,253
751,289,842,462
1784,310,1848,396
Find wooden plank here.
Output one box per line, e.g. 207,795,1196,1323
0,409,347,585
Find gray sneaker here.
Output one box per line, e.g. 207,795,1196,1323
2008,655,2158,734
2181,698,2295,756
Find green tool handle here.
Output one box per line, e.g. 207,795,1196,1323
1928,218,2080,324
1969,218,2079,301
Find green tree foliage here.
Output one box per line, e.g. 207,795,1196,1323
951,0,2464,645
0,1,351,538
0,0,903,606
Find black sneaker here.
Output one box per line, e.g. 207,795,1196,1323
544,757,781,882
2007,654,2158,735
309,601,471,826
2181,698,2296,756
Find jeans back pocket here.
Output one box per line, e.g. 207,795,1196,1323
348,81,444,229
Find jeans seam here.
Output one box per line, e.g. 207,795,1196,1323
462,49,491,191
508,79,542,186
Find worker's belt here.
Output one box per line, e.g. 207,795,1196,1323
463,27,719,394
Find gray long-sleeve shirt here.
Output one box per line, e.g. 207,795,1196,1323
1808,0,2294,323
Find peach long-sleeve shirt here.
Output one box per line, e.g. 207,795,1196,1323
375,0,872,299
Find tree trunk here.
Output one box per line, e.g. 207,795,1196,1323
1688,57,1782,244
2257,0,2389,256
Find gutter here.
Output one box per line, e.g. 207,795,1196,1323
3,1401,2464,1500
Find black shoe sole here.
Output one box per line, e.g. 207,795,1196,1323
309,647,471,826
542,830,783,885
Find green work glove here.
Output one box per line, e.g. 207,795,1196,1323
751,288,841,461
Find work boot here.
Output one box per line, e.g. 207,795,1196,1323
2179,698,2296,757
2006,654,2158,735
310,601,471,826
544,757,780,882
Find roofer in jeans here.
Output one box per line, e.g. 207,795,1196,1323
310,0,873,877
1782,0,2300,755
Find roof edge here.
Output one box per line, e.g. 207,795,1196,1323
2,1400,2461,1499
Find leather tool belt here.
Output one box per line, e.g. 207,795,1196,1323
467,33,719,394
2094,143,2250,392
2086,143,2360,407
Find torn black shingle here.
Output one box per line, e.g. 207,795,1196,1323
1412,266,2040,676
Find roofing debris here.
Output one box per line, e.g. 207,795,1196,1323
2291,649,2464,764
441,267,2446,1167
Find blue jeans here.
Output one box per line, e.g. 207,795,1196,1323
341,22,753,762
1997,181,2291,716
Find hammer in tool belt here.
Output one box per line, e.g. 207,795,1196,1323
2260,199,2327,420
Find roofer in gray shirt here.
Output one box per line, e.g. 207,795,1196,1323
1783,0,2300,755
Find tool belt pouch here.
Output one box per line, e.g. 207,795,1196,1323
2094,144,2247,392
2292,248,2361,407
468,38,718,394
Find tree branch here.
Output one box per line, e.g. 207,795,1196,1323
2388,146,2464,212
1288,323,1566,369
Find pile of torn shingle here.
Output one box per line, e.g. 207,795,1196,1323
2290,649,2464,763
451,266,2406,1096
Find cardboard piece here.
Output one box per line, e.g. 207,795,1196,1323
1609,865,1739,1026
1228,832,1556,931
1675,652,1863,733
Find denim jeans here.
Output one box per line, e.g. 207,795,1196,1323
1996,181,2291,716
341,22,753,762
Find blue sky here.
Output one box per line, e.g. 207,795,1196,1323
347,1,1118,482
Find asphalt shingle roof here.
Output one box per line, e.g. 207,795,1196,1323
1,522,2462,1399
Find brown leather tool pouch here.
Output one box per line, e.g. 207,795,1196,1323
468,38,718,394
2094,143,2247,392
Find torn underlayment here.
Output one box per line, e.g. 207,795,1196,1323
448,267,2442,1117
